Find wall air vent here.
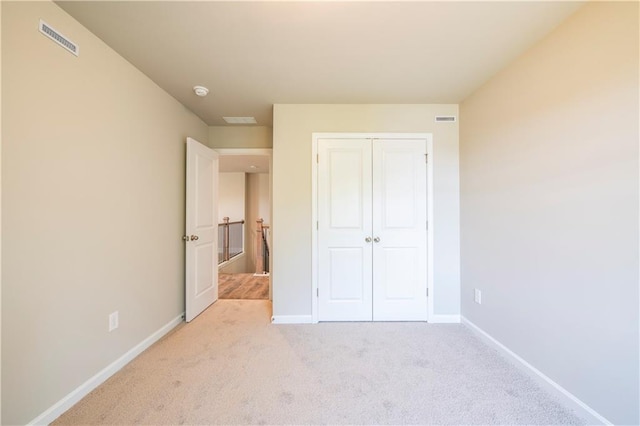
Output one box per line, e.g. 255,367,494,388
39,20,79,56
435,116,456,122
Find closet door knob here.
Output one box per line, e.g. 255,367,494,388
373,237,380,243
365,237,372,243
190,235,199,241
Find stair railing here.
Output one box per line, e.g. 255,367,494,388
218,217,245,264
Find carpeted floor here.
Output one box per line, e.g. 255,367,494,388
218,273,269,299
53,300,585,425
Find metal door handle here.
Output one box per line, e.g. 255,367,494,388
190,235,199,241
365,237,372,243
373,237,380,243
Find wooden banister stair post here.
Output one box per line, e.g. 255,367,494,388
255,219,270,276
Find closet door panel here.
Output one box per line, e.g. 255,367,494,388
381,247,418,299
318,139,373,321
372,139,428,321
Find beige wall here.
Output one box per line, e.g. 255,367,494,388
218,173,246,222
459,2,638,424
257,174,271,226
1,2,208,424
209,126,273,149
272,104,460,319
218,254,248,275
218,173,247,274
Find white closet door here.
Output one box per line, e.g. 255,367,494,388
317,138,373,321
372,139,428,321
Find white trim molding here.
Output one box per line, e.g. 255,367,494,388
271,315,314,324
429,314,460,324
28,314,185,425
461,316,612,425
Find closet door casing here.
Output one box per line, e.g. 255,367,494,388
317,137,427,321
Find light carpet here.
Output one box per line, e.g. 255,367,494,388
54,300,585,425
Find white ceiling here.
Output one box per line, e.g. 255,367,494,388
218,154,270,174
56,1,584,127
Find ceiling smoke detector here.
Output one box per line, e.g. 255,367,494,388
193,85,209,97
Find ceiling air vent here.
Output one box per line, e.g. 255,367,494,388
39,20,79,56
223,117,257,124
435,116,456,122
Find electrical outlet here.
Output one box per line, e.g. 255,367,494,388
474,289,482,305
109,311,119,332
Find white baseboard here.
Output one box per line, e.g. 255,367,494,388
29,313,185,425
461,316,611,425
429,314,461,323
271,315,313,324
272,314,460,324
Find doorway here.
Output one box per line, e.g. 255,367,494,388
216,148,272,301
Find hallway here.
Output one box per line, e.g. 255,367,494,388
218,273,269,299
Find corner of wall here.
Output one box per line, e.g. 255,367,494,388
0,1,4,422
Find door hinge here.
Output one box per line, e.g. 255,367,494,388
316,221,319,230
317,288,319,297
426,288,429,297
425,153,428,163
426,221,428,230
317,154,319,163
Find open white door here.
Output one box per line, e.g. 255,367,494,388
185,137,218,322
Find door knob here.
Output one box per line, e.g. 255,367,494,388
365,237,372,243
190,235,199,241
373,237,380,243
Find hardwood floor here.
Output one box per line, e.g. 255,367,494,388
218,273,269,299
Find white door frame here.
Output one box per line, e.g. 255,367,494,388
215,148,273,301
311,133,434,323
